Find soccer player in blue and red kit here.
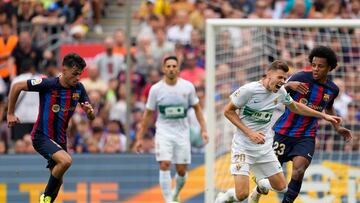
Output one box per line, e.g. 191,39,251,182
7,53,95,203
249,46,353,203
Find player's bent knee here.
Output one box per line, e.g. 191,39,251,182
159,161,171,170
59,157,72,169
235,191,249,201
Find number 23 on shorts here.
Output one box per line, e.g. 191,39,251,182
273,141,286,156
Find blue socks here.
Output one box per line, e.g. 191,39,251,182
282,179,302,203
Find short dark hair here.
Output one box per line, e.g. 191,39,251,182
163,56,178,65
62,53,86,70
268,60,289,72
308,46,337,71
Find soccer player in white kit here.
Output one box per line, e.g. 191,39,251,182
215,60,341,203
134,56,208,203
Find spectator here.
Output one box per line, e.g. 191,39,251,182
180,52,205,86
14,138,25,154
135,35,156,75
94,36,125,83
248,0,273,18
334,78,353,119
9,31,43,76
10,59,41,141
104,120,126,152
150,28,175,69
23,133,35,153
133,0,170,23
0,22,17,85
73,119,91,153
16,0,36,25
113,28,136,57
137,14,163,42
167,9,193,45
189,0,207,33
0,140,5,154
80,64,108,95
141,69,161,103
171,0,194,14
350,0,360,18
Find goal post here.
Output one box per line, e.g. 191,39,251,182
205,19,360,203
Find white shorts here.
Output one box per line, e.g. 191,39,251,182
155,134,191,164
230,148,282,180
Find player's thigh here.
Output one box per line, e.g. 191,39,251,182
173,136,191,164
32,136,65,160
289,137,315,163
33,136,67,168
155,134,173,162
230,148,254,177
251,149,283,181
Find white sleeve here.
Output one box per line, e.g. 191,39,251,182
279,86,293,105
189,84,199,106
146,86,157,110
230,85,253,108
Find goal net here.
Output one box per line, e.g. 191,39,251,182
205,19,360,203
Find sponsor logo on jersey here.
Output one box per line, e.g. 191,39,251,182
52,104,60,113
323,94,330,101
300,98,308,105
31,78,42,86
72,93,80,100
52,104,76,113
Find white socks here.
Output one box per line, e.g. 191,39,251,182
258,178,274,191
159,170,172,203
216,188,238,202
174,173,187,199
258,178,287,193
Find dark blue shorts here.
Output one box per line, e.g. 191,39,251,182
32,135,67,169
273,133,315,165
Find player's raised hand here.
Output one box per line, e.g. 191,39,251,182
248,131,265,144
286,81,308,95
7,114,20,127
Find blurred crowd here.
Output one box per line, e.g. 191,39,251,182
0,0,359,155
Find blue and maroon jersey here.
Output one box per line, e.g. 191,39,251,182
27,77,90,144
273,71,339,137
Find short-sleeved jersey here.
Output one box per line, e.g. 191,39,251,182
146,78,199,137
273,71,339,137
27,77,90,144
231,81,293,151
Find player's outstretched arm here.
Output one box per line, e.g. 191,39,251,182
224,101,265,144
193,103,208,144
287,102,341,125
133,109,154,153
7,81,29,127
